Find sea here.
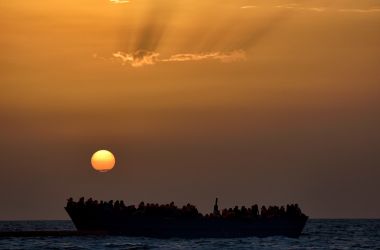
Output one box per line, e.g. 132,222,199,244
0,220,379,249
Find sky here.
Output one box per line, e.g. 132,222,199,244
0,0,380,219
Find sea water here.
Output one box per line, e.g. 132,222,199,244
0,220,379,249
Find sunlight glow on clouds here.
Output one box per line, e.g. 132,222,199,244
113,51,160,67
275,4,325,12
112,50,246,67
241,6,257,9
164,51,246,63
109,0,129,4
338,8,380,13
272,4,380,13
106,1,380,69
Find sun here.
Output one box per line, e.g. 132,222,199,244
91,150,116,173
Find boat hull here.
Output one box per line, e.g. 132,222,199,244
65,207,308,238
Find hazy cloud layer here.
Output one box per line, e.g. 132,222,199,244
241,6,257,9
111,0,292,67
274,4,325,12
338,8,380,13
112,50,246,67
110,0,129,3
107,1,380,68
241,3,380,14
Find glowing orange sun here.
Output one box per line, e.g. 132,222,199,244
91,150,116,172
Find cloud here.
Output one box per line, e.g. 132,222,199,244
275,3,298,9
114,1,293,60
163,51,246,63
113,50,160,67
109,0,129,3
111,50,246,67
274,4,380,13
275,4,325,12
241,6,257,9
307,8,325,12
338,8,380,13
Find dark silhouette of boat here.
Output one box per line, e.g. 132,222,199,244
65,198,308,238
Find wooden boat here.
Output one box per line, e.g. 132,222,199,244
65,199,308,238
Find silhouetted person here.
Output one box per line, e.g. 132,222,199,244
138,201,145,210
241,206,248,218
251,205,259,218
261,206,267,218
213,198,220,216
66,197,74,208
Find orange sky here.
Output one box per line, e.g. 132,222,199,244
1,0,380,219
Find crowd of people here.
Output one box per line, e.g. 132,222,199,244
218,203,303,219
66,197,305,220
